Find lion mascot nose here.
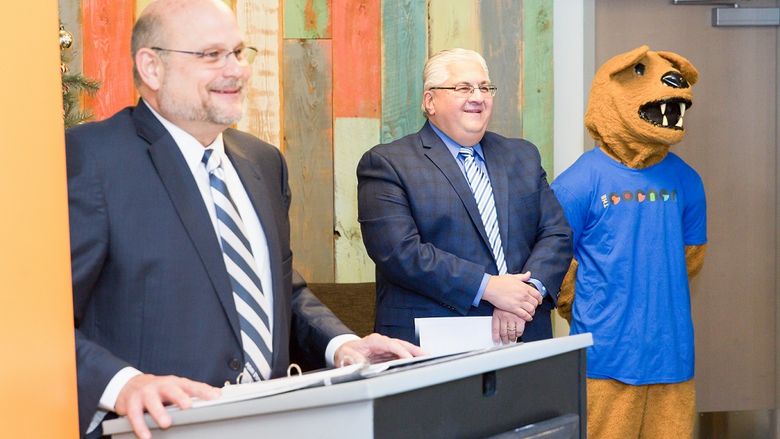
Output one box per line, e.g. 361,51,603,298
662,71,689,89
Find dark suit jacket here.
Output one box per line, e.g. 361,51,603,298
66,101,350,436
357,122,572,344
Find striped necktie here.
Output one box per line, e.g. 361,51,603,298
458,147,507,275
202,149,273,381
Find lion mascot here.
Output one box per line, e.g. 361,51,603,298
550,45,707,439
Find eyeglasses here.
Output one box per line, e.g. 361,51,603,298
151,46,258,68
429,83,498,97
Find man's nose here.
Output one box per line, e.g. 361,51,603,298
661,71,689,89
468,88,486,102
222,53,248,76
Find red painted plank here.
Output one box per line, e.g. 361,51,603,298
82,0,135,120
332,0,380,118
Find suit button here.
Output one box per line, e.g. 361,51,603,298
228,358,242,371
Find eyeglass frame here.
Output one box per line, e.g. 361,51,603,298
428,83,498,97
150,46,259,68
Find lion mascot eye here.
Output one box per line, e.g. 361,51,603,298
634,63,646,76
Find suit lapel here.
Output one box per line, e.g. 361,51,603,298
420,122,491,249
481,134,510,259
223,137,286,366
134,102,242,346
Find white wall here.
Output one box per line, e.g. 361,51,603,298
553,0,595,178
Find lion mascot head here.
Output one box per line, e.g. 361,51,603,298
585,45,699,169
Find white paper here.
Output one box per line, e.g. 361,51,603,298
415,316,498,356
190,363,365,409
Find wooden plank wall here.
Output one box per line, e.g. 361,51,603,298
332,0,381,282
82,0,136,119
58,0,554,283
521,0,554,176
236,0,283,147
283,39,335,282
480,0,523,139
380,0,427,144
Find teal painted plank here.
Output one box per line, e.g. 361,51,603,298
522,0,554,178
381,0,427,143
480,0,523,139
283,39,334,282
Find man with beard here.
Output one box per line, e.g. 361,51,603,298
67,1,422,438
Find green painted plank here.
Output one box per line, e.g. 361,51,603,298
521,0,554,178
480,0,523,139
428,0,480,53
334,117,379,283
381,0,427,143
284,0,331,39
283,39,334,282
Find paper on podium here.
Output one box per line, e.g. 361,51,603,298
415,316,497,356
190,363,365,409
189,353,460,410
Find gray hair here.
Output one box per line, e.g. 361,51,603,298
131,9,167,87
421,48,490,115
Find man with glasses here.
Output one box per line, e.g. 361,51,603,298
67,1,421,438
358,48,572,347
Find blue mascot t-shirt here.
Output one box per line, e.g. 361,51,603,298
551,147,707,384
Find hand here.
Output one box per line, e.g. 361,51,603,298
482,271,543,322
114,374,221,439
334,333,425,366
491,308,526,344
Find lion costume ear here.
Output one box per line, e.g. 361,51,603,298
657,51,699,86
604,45,650,78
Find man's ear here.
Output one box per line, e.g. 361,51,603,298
423,91,436,116
135,48,164,91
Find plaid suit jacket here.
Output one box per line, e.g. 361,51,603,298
358,122,572,343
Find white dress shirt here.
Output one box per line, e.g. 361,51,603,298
87,101,357,433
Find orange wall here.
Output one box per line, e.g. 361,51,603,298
0,2,79,437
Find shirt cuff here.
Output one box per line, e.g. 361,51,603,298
87,367,143,434
98,367,143,411
472,274,491,307
528,278,548,297
325,333,361,367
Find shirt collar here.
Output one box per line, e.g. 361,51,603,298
142,99,224,170
429,122,485,162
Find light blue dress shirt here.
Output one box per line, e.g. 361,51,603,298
429,123,548,307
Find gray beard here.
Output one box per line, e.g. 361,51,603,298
158,78,244,126
158,95,243,126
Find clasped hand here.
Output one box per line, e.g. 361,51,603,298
482,271,543,344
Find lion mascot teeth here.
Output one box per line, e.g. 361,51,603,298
551,45,707,439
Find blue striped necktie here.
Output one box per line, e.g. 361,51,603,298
202,149,272,381
458,147,507,275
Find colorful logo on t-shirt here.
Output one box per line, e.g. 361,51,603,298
600,188,678,208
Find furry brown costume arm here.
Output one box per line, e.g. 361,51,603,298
557,259,577,323
685,244,706,280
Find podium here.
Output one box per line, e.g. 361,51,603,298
103,334,592,438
